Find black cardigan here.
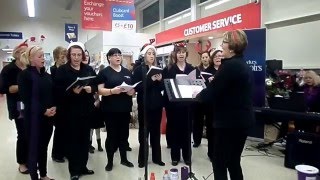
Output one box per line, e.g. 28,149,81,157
0,61,23,120
197,55,255,129
132,64,164,110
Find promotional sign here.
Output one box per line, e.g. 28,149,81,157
82,0,109,30
65,24,78,43
243,28,266,107
81,0,135,31
0,32,23,39
156,3,261,46
111,4,136,32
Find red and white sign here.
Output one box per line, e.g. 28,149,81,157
82,0,109,30
156,3,261,46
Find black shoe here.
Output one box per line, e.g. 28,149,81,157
172,161,178,166
80,168,94,175
70,175,79,180
105,163,113,171
126,146,132,151
89,146,95,154
185,160,191,166
193,143,200,148
121,160,134,167
138,163,144,168
52,158,65,163
153,161,165,166
97,139,104,152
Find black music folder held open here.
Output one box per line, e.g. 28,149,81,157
146,66,163,77
66,76,96,91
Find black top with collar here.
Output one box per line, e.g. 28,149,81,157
97,66,133,113
198,55,255,129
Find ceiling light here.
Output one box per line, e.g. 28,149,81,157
7,51,13,54
208,36,214,39
2,48,14,51
205,0,231,10
27,0,35,17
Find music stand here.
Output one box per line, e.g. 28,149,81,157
164,78,206,180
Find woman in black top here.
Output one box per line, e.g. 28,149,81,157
50,46,67,163
132,45,165,168
18,45,55,180
55,42,96,180
97,48,135,171
0,42,29,174
163,44,195,166
196,30,255,180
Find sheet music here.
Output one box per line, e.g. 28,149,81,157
178,85,204,98
119,81,142,92
170,79,179,98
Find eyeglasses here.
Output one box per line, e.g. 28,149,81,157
111,54,122,57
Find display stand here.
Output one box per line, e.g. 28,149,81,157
164,78,206,180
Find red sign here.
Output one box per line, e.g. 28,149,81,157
82,0,109,30
156,3,261,46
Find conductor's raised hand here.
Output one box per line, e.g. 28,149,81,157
83,86,92,93
73,86,83,94
111,87,123,94
127,88,135,96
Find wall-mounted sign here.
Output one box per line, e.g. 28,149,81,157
0,32,23,39
65,24,78,43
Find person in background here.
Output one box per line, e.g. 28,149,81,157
210,49,222,76
97,48,135,171
83,50,104,153
55,42,96,180
163,43,195,166
132,45,165,168
0,41,29,174
298,70,320,133
196,30,254,180
18,45,55,180
50,46,67,163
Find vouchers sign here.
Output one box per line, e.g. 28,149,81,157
82,0,108,30
156,3,261,46
111,3,136,32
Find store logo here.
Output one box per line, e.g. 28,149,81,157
246,60,263,72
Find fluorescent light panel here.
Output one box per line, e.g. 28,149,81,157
27,0,35,17
6,52,13,54
205,0,231,10
2,48,14,51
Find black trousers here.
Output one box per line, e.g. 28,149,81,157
51,111,66,159
27,118,53,179
212,128,248,180
166,106,191,162
138,106,162,164
14,118,28,165
193,103,205,145
104,112,131,163
66,116,91,176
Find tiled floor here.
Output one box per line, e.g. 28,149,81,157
0,96,297,180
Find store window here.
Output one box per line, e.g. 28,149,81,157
164,0,191,18
142,1,160,27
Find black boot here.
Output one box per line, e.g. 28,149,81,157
105,153,114,171
89,141,95,154
97,139,103,152
120,150,134,168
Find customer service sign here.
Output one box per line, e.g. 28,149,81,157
156,3,261,45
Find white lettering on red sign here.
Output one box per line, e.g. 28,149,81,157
184,14,242,37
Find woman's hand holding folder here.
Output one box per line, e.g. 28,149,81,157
73,86,83,94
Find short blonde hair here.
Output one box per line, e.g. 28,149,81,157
223,29,248,55
13,45,28,59
304,70,320,86
53,46,67,61
20,46,43,66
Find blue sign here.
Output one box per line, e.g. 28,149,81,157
243,29,266,107
65,24,78,43
0,32,23,39
112,5,135,20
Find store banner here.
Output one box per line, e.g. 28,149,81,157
156,3,261,46
243,29,266,107
65,24,78,43
81,0,135,32
0,32,23,39
81,0,109,30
